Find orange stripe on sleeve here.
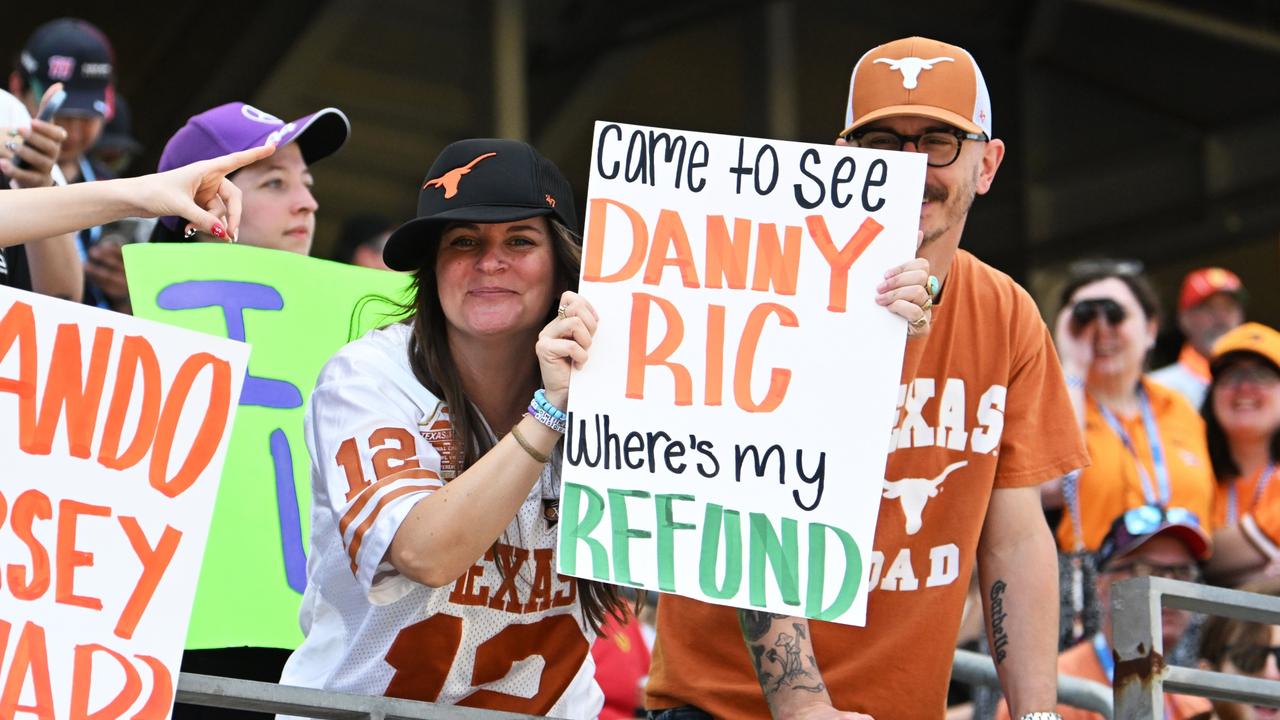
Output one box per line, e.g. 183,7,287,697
346,483,440,574
338,467,441,539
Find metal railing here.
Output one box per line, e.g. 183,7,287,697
1111,575,1280,719
175,673,559,719
177,648,1114,720
952,648,1114,718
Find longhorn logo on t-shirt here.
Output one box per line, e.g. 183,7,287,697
882,461,968,535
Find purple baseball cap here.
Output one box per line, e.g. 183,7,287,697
157,102,350,229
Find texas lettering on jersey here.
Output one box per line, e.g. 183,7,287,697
869,376,1007,595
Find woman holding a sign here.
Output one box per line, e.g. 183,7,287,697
280,137,936,716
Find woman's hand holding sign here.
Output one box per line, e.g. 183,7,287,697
538,290,599,409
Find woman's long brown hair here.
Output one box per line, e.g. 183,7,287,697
404,218,635,633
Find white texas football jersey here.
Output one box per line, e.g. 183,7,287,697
280,322,601,719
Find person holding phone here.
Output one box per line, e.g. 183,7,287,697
10,18,120,308
0,81,82,302
1048,261,1215,554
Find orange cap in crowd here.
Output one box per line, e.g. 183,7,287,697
1178,267,1245,313
1211,322,1280,372
840,36,993,140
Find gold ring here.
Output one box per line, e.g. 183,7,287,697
557,305,568,319
910,315,928,331
921,297,933,313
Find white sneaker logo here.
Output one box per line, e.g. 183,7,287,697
874,56,954,90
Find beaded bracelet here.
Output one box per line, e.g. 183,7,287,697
533,388,567,421
527,402,567,434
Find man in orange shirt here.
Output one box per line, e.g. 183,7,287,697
645,36,1089,720
998,507,1213,720
1150,268,1246,411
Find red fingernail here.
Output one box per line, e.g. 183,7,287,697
211,223,226,238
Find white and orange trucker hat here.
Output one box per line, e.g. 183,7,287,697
841,36,992,140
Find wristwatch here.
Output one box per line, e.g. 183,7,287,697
1018,713,1063,720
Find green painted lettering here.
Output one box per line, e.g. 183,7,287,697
655,493,696,592
698,503,742,598
805,522,861,620
558,482,610,580
607,488,651,586
749,512,800,607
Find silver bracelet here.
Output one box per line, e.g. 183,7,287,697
1018,713,1063,720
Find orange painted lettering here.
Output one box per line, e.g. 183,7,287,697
132,655,174,720
642,209,700,288
806,215,884,312
705,216,752,290
0,621,54,720
30,324,113,458
734,303,799,413
56,499,109,611
583,198,648,283
625,293,691,405
70,644,141,720
7,490,51,600
750,224,801,296
97,335,162,471
150,352,231,498
0,302,38,452
115,517,181,640
705,305,726,406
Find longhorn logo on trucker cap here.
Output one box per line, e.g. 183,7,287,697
874,56,954,90
422,152,498,199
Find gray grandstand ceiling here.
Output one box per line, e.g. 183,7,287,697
8,0,1280,328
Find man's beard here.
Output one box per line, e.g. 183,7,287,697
921,169,979,246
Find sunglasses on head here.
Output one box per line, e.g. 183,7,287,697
1227,643,1280,674
1070,298,1127,331
1123,504,1202,536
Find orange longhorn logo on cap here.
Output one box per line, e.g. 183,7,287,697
422,152,497,199
874,56,954,89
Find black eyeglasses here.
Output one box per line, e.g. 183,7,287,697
842,127,987,167
1070,298,1127,332
1227,644,1280,674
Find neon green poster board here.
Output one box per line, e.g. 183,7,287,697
124,243,413,649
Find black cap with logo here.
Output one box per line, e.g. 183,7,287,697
383,138,577,272
19,18,114,118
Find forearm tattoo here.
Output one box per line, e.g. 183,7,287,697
990,579,1010,664
738,610,826,698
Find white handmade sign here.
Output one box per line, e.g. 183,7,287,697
557,121,928,626
0,285,249,718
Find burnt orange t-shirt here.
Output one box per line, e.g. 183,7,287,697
646,250,1090,719
1055,380,1214,552
993,640,1211,720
